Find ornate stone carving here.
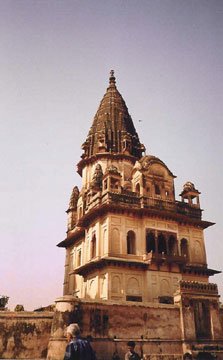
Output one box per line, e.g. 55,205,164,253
92,164,103,189
68,186,79,210
105,165,121,176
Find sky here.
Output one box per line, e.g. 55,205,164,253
0,0,222,311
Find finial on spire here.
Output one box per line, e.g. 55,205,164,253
109,69,116,86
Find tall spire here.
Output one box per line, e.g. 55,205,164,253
81,71,145,160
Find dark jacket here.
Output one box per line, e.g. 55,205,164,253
64,337,97,360
125,350,141,360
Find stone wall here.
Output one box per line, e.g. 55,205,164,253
82,301,182,360
47,298,183,360
0,311,53,359
0,303,222,359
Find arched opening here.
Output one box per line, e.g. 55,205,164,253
180,238,189,259
111,178,119,191
126,277,142,302
91,234,96,258
160,278,171,296
127,231,136,255
146,231,156,253
158,233,167,254
168,235,178,255
155,184,161,195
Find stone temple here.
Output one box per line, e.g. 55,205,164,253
47,71,223,360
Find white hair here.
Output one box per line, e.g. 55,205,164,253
66,323,80,337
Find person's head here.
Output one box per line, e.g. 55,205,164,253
66,323,80,341
127,341,136,353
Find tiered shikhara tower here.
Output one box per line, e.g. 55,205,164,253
49,72,223,360
59,71,218,305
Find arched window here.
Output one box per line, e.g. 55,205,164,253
146,231,156,253
91,234,96,258
180,239,189,259
155,184,161,195
160,278,171,296
111,178,119,190
127,231,136,255
77,249,81,267
180,238,189,259
168,235,178,255
158,233,167,254
126,277,140,295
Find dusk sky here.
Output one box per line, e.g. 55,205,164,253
1,0,222,311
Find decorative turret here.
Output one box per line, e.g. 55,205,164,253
180,181,200,208
81,70,145,161
103,165,122,193
66,186,79,231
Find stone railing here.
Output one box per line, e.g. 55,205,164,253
145,252,187,265
143,197,201,219
84,191,202,220
179,280,218,294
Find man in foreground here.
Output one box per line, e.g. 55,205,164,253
64,323,97,360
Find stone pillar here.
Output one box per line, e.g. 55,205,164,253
174,290,196,341
174,280,223,358
210,300,223,340
47,296,81,360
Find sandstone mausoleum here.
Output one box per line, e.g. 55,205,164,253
46,71,223,360
2,71,221,360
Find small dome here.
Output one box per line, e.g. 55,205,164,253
134,154,175,177
181,182,200,195
183,181,196,191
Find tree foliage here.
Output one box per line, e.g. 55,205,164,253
0,295,9,310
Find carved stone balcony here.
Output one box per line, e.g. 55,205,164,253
84,190,202,220
142,197,202,219
144,251,187,265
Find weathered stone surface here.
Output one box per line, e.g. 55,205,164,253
0,311,53,359
47,298,183,360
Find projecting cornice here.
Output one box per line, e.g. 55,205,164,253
58,201,214,248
